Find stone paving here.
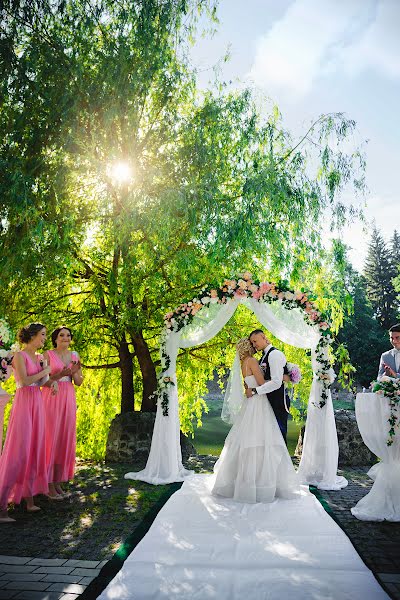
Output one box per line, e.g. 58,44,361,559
0,461,399,599
0,556,107,600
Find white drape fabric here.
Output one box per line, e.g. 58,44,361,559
99,475,388,600
351,393,400,521
126,297,346,490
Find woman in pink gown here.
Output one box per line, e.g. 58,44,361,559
0,323,51,523
42,326,83,499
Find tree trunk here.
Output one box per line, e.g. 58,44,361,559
132,331,157,412
118,338,135,413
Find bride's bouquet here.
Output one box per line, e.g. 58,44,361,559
287,362,301,384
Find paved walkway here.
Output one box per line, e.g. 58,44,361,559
0,557,107,599
0,463,399,600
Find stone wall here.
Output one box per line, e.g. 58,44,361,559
105,411,197,463
295,409,376,466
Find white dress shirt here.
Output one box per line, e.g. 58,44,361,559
395,349,400,372
255,344,286,395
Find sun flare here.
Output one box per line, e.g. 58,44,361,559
107,161,133,184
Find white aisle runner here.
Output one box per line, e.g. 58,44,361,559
98,475,388,600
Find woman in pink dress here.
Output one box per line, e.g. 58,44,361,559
0,323,51,523
42,326,83,499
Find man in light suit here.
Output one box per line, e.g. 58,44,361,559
377,323,400,380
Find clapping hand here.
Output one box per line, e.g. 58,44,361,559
52,366,72,381
383,363,396,378
70,360,81,375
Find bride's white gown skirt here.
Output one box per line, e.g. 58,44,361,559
212,386,300,504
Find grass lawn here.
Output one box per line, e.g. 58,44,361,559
193,415,303,457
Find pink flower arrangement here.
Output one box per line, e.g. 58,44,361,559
162,275,331,338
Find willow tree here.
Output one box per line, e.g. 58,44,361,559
1,0,366,417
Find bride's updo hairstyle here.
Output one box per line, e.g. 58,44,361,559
18,322,46,344
236,337,255,361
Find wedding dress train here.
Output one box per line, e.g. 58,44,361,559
212,375,300,503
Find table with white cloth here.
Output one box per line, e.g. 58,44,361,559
351,392,400,522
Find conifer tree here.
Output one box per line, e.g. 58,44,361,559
364,227,397,328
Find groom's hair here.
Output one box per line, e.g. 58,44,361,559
249,329,264,338
389,323,400,333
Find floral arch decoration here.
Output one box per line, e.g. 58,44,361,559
157,272,333,416
126,272,347,491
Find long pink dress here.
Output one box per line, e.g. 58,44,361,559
42,350,77,483
0,352,48,509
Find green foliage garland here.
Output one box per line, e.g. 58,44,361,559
372,378,400,446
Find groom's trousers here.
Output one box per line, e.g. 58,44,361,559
267,389,289,445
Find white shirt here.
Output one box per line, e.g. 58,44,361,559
394,348,400,372
255,344,286,395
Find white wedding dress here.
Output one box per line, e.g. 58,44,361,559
212,375,300,503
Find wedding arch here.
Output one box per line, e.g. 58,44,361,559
126,273,347,491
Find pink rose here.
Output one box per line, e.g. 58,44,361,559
249,284,258,293
252,290,262,299
259,282,272,294
234,289,247,298
210,289,218,298
242,271,252,281
277,292,285,300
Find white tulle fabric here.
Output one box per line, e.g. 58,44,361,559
125,297,346,490
351,393,400,521
221,351,245,424
212,374,301,503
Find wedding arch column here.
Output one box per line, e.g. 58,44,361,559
125,300,240,483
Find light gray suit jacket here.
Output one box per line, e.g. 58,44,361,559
377,349,400,379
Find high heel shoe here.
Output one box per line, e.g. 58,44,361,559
0,515,16,523
45,494,64,501
26,505,41,512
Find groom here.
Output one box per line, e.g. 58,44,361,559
246,329,289,444
377,323,400,380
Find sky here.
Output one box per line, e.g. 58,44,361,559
190,0,400,272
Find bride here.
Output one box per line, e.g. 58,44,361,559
211,337,300,504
